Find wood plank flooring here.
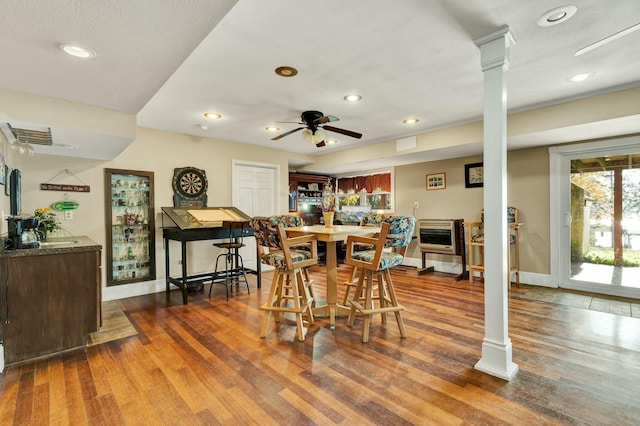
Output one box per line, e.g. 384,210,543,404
1,266,639,425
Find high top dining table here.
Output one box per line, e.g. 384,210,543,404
285,224,380,329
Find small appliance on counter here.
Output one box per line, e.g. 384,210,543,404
6,216,42,249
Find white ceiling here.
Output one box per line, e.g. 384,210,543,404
2,0,640,173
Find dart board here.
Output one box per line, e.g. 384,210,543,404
172,167,208,207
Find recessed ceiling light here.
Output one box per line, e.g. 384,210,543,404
59,43,96,59
344,94,362,102
569,72,594,82
403,118,419,124
326,139,338,145
537,5,577,27
203,112,221,120
275,66,298,77
265,126,280,132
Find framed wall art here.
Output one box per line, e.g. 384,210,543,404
465,162,483,188
426,172,446,190
0,153,5,186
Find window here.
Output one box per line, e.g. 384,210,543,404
337,172,392,211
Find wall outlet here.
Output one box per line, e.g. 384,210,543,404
414,201,419,209
64,211,73,220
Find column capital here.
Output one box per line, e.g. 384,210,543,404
474,25,517,72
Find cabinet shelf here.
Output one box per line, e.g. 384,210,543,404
105,168,156,286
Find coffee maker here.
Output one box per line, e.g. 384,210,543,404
7,216,41,249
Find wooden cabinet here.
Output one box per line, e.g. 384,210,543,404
289,172,333,224
0,243,101,365
105,168,156,285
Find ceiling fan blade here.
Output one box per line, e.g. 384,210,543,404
575,21,640,56
315,140,326,148
314,115,339,124
271,127,304,140
322,125,363,139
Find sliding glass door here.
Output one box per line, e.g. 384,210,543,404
553,137,640,299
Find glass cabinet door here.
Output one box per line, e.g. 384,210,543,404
104,168,156,286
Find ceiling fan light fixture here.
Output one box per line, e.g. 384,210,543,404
275,66,298,77
204,112,221,120
301,128,325,144
344,94,362,102
403,118,419,125
537,6,577,27
59,43,96,59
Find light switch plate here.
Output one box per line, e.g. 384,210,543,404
64,211,73,220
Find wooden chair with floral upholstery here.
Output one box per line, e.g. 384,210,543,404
344,215,416,343
250,215,317,341
341,212,386,305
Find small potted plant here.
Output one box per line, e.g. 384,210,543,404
34,207,62,239
322,178,336,226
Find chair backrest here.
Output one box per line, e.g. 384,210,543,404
360,212,385,227
276,223,318,270
345,222,391,271
222,220,250,244
382,215,416,251
250,215,304,250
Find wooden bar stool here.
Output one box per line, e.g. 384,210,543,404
345,216,415,343
251,217,318,341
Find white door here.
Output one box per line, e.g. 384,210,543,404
232,160,280,269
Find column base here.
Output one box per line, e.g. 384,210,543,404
474,338,519,381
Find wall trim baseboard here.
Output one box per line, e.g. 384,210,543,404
403,257,555,288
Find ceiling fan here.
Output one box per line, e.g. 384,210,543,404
270,110,362,147
575,21,640,56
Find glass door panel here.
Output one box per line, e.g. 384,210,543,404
568,153,640,293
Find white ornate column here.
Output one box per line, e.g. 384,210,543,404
473,26,518,380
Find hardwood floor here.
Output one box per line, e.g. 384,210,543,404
1,266,639,425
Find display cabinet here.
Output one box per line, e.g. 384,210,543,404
289,172,333,224
104,168,156,285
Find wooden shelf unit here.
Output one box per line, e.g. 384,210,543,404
464,215,523,288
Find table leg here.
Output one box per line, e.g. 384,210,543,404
181,241,188,304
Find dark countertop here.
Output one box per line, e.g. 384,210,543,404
0,236,102,258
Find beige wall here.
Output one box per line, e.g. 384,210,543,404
16,127,298,287
395,146,550,274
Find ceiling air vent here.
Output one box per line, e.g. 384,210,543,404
7,123,53,146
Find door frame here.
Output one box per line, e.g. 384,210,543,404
549,134,640,298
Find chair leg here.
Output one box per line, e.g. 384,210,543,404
347,272,366,327
383,269,406,338
260,270,282,338
289,270,306,342
361,270,375,343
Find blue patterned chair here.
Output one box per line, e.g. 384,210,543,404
344,215,416,343
250,215,317,341
341,212,386,305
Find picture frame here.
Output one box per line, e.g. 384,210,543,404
426,172,446,190
0,153,5,186
308,183,319,191
465,162,484,188
3,165,9,196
